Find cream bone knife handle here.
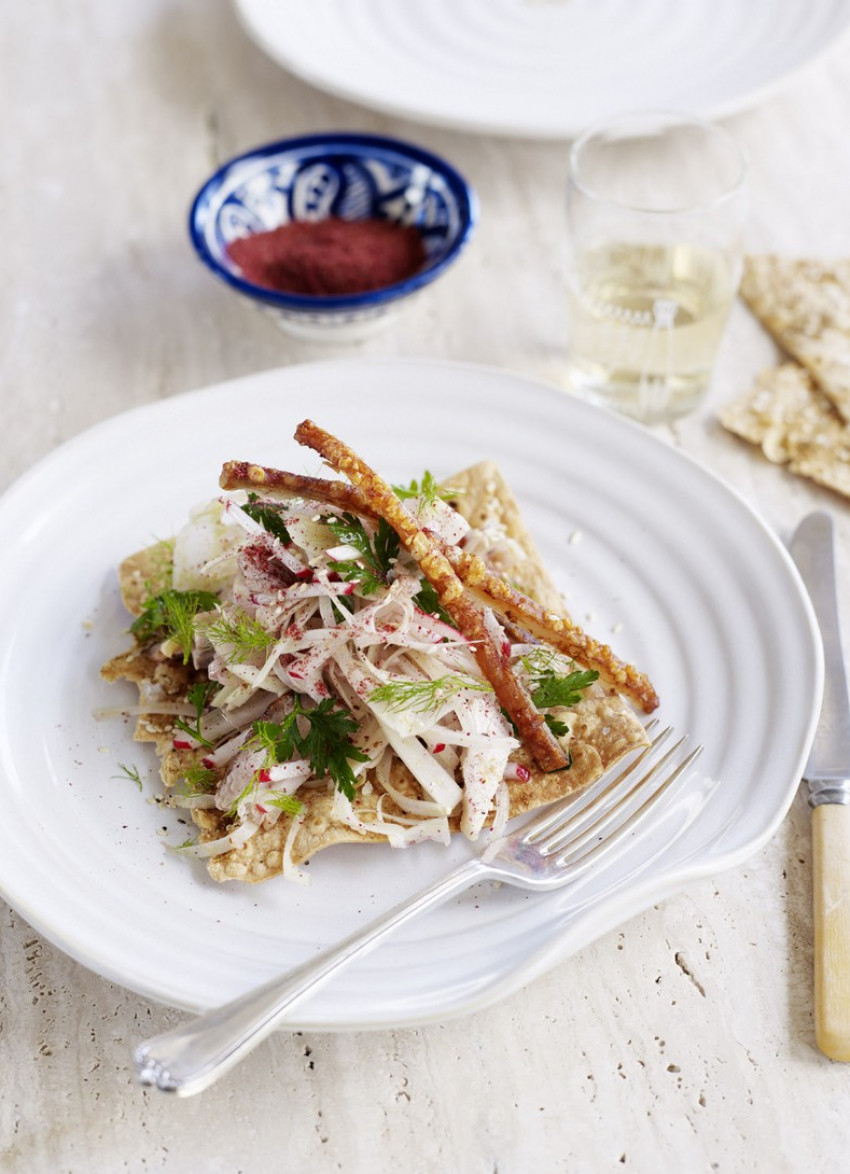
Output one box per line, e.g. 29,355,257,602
812,800,850,1060
790,510,850,1061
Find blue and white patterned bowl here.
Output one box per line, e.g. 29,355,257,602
189,132,478,342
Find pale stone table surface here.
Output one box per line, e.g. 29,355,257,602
3,3,850,1171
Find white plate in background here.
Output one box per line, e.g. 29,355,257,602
234,0,850,139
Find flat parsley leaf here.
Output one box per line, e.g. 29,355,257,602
413,578,456,627
529,667,600,710
243,493,291,544
519,653,599,761
325,513,399,596
393,470,440,503
253,697,368,801
543,713,570,737
393,470,461,506
373,517,401,576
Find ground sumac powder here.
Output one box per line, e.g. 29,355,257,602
227,217,427,297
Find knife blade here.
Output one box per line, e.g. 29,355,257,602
790,511,850,802
789,510,850,1061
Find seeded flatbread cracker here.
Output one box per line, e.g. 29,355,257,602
102,463,649,883
719,362,850,499
440,461,564,609
740,255,850,423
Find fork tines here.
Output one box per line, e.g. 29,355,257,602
522,725,703,867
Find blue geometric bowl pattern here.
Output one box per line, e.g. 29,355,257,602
189,132,478,340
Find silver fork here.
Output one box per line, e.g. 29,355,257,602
134,724,701,1096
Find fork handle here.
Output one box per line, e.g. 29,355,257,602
134,857,491,1096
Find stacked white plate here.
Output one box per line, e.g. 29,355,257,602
235,0,850,138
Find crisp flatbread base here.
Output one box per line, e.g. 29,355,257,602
740,254,850,423
102,463,649,882
719,362,850,500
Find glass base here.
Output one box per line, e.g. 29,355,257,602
565,363,708,425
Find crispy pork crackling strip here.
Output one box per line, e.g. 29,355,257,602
220,460,374,516
219,463,659,714
434,539,659,714
292,419,569,773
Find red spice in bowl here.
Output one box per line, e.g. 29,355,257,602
226,217,427,298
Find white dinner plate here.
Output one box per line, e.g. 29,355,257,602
0,359,821,1028
234,0,850,139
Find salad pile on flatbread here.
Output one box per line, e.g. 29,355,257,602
102,422,657,884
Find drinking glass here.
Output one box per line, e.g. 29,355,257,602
565,112,747,423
